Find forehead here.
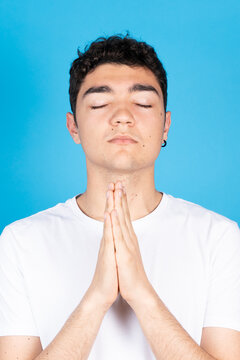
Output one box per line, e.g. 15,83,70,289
79,63,161,93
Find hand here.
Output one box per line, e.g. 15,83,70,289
86,184,119,311
109,181,154,306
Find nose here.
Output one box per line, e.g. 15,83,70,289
110,108,135,126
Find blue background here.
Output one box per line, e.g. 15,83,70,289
0,0,239,231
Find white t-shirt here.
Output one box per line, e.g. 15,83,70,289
0,192,240,359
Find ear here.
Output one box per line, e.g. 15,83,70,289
66,112,81,144
163,111,171,142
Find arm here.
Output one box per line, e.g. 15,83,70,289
109,183,240,359
34,290,108,360
34,190,119,360
0,186,118,360
129,288,216,360
108,183,218,360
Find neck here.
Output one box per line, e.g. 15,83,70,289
76,163,163,222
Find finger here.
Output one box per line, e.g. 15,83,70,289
103,187,114,249
115,182,134,236
114,190,129,236
103,211,116,252
111,190,131,250
111,209,126,253
105,188,114,215
121,186,136,238
108,182,115,191
115,181,133,237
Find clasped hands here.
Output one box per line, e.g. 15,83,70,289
103,181,154,307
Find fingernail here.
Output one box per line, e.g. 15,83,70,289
118,190,122,197
106,191,109,198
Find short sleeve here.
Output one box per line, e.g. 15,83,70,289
203,221,240,331
0,225,39,336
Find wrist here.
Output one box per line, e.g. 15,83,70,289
126,284,158,311
81,289,112,315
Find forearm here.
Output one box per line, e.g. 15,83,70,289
129,289,215,360
34,290,108,360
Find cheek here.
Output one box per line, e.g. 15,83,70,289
141,134,162,155
78,117,108,153
139,113,163,140
138,117,164,155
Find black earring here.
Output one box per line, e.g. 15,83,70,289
161,140,167,147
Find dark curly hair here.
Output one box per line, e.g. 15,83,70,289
69,32,168,124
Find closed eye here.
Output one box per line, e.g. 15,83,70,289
90,104,152,109
137,104,152,108
90,105,107,109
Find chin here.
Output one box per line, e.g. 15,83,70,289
105,159,144,172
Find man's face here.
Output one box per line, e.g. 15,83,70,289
67,63,171,173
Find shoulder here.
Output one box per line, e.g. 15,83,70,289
0,197,75,241
164,193,239,238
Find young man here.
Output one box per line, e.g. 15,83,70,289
0,34,240,360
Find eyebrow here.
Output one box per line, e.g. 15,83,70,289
82,83,160,99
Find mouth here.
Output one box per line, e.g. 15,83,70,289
108,134,138,145
108,138,138,145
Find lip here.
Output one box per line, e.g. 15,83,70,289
108,135,138,143
108,138,137,144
